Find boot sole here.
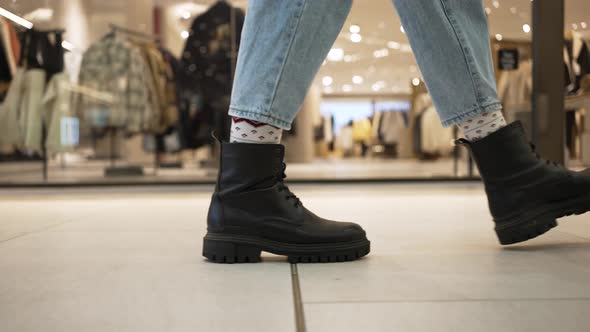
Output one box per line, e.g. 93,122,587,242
496,193,590,245
202,233,370,264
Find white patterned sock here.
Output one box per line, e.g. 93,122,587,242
457,110,507,141
230,117,283,144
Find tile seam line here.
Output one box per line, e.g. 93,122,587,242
291,264,307,332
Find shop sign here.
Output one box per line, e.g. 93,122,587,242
498,49,519,70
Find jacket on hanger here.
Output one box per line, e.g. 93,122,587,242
76,35,152,133
181,1,245,103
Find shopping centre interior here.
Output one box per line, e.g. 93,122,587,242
1,0,590,331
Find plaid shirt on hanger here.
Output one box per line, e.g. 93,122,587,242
75,35,153,133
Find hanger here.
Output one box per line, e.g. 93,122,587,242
108,23,160,41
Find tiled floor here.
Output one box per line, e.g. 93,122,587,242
1,184,590,332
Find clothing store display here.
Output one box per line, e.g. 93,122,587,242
203,141,370,263
0,29,65,153
458,121,590,245
457,110,506,141
230,117,282,144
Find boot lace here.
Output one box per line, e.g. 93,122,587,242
530,143,561,167
276,163,302,208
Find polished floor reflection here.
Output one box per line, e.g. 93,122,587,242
0,157,469,184
1,184,589,332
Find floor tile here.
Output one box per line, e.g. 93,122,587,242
0,195,294,332
298,187,590,303
306,300,590,332
0,199,125,242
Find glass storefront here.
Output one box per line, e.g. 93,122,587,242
0,0,588,185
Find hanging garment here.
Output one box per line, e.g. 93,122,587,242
43,73,78,153
323,115,334,143
20,29,65,82
0,37,11,99
337,125,354,153
379,111,406,144
0,19,20,69
352,118,372,143
133,42,179,134
564,32,590,95
371,111,382,142
64,51,83,83
76,34,152,133
19,69,46,152
0,19,16,78
420,105,454,155
181,1,244,101
496,59,532,123
181,1,245,141
131,41,163,133
1,29,64,153
0,68,26,146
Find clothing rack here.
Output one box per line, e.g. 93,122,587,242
103,127,145,177
109,24,160,41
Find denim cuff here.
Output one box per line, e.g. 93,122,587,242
441,100,503,127
229,106,292,130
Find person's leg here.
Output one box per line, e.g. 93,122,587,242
391,0,505,139
204,0,370,264
393,0,590,244
228,0,352,145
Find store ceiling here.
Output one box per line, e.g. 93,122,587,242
2,0,589,96
163,0,589,96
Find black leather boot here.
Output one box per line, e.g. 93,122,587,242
459,121,590,245
203,142,370,263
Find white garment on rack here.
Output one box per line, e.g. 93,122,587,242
43,73,78,153
414,93,433,116
322,115,333,143
64,51,83,84
20,69,47,152
496,59,532,123
421,105,454,155
337,126,354,152
379,111,406,144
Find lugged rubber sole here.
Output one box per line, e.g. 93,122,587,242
202,233,370,264
496,193,590,245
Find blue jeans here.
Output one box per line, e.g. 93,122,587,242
229,0,502,130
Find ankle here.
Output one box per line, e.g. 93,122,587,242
230,117,283,144
457,110,507,141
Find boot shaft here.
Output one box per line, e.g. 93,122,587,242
462,121,541,182
217,142,285,194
